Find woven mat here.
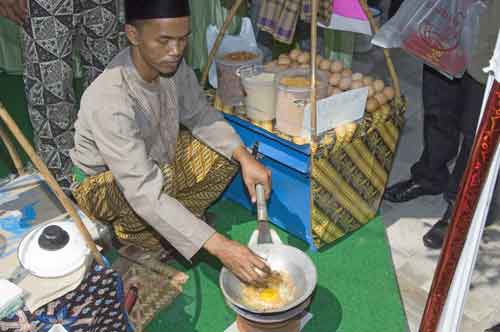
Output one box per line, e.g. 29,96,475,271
112,246,189,332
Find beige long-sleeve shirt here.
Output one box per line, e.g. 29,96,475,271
70,48,243,260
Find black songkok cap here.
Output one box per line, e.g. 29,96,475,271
125,0,190,23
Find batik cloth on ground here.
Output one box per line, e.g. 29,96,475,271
112,245,189,332
72,131,238,250
0,261,129,332
257,0,332,44
21,0,124,190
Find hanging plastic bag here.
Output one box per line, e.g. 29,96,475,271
371,0,424,49
373,0,485,78
206,17,257,88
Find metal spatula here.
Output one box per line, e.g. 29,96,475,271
256,184,272,244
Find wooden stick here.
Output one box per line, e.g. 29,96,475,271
0,123,25,176
359,0,403,108
0,102,104,266
310,0,319,143
419,81,500,332
200,0,245,88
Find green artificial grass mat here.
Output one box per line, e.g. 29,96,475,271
147,200,407,332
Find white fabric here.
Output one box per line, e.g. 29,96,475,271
0,279,23,312
206,17,257,88
318,13,372,35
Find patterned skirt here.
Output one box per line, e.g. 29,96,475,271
72,131,238,250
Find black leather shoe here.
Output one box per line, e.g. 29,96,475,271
422,219,450,249
485,322,500,332
423,218,449,249
423,203,453,249
384,179,442,203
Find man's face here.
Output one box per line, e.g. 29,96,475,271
127,17,190,76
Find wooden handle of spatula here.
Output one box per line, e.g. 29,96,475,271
0,102,104,266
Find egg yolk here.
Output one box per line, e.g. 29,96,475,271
259,288,279,302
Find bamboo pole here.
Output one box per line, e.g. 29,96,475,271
310,0,319,143
359,0,403,108
200,0,245,88
0,102,104,266
0,123,25,175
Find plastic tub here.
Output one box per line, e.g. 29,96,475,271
239,65,276,121
275,68,329,137
215,47,263,107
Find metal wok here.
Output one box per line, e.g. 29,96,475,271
219,243,317,316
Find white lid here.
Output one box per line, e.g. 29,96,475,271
18,221,90,278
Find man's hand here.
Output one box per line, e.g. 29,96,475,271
232,146,271,203
0,0,27,26
204,233,271,286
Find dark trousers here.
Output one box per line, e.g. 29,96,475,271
411,65,485,203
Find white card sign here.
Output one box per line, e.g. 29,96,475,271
303,87,368,137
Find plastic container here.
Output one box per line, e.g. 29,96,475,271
275,68,329,137
239,65,277,121
354,7,382,53
215,47,263,107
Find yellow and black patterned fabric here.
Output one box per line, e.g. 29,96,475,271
73,131,238,250
311,102,406,248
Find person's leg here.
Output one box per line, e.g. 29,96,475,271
411,66,462,188
21,0,78,190
444,74,485,203
72,170,166,250
423,73,485,249
78,0,122,89
72,131,238,251
384,65,461,202
171,131,239,218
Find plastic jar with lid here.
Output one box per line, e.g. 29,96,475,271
215,47,263,107
275,68,329,137
239,65,277,121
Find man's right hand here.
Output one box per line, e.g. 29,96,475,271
204,233,271,286
0,0,27,26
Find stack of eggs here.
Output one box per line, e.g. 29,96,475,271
265,48,396,114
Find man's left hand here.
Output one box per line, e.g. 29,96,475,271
232,146,272,203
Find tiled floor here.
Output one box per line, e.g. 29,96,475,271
353,48,500,331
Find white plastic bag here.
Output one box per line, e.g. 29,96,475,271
372,0,423,48
373,0,485,78
206,17,257,88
